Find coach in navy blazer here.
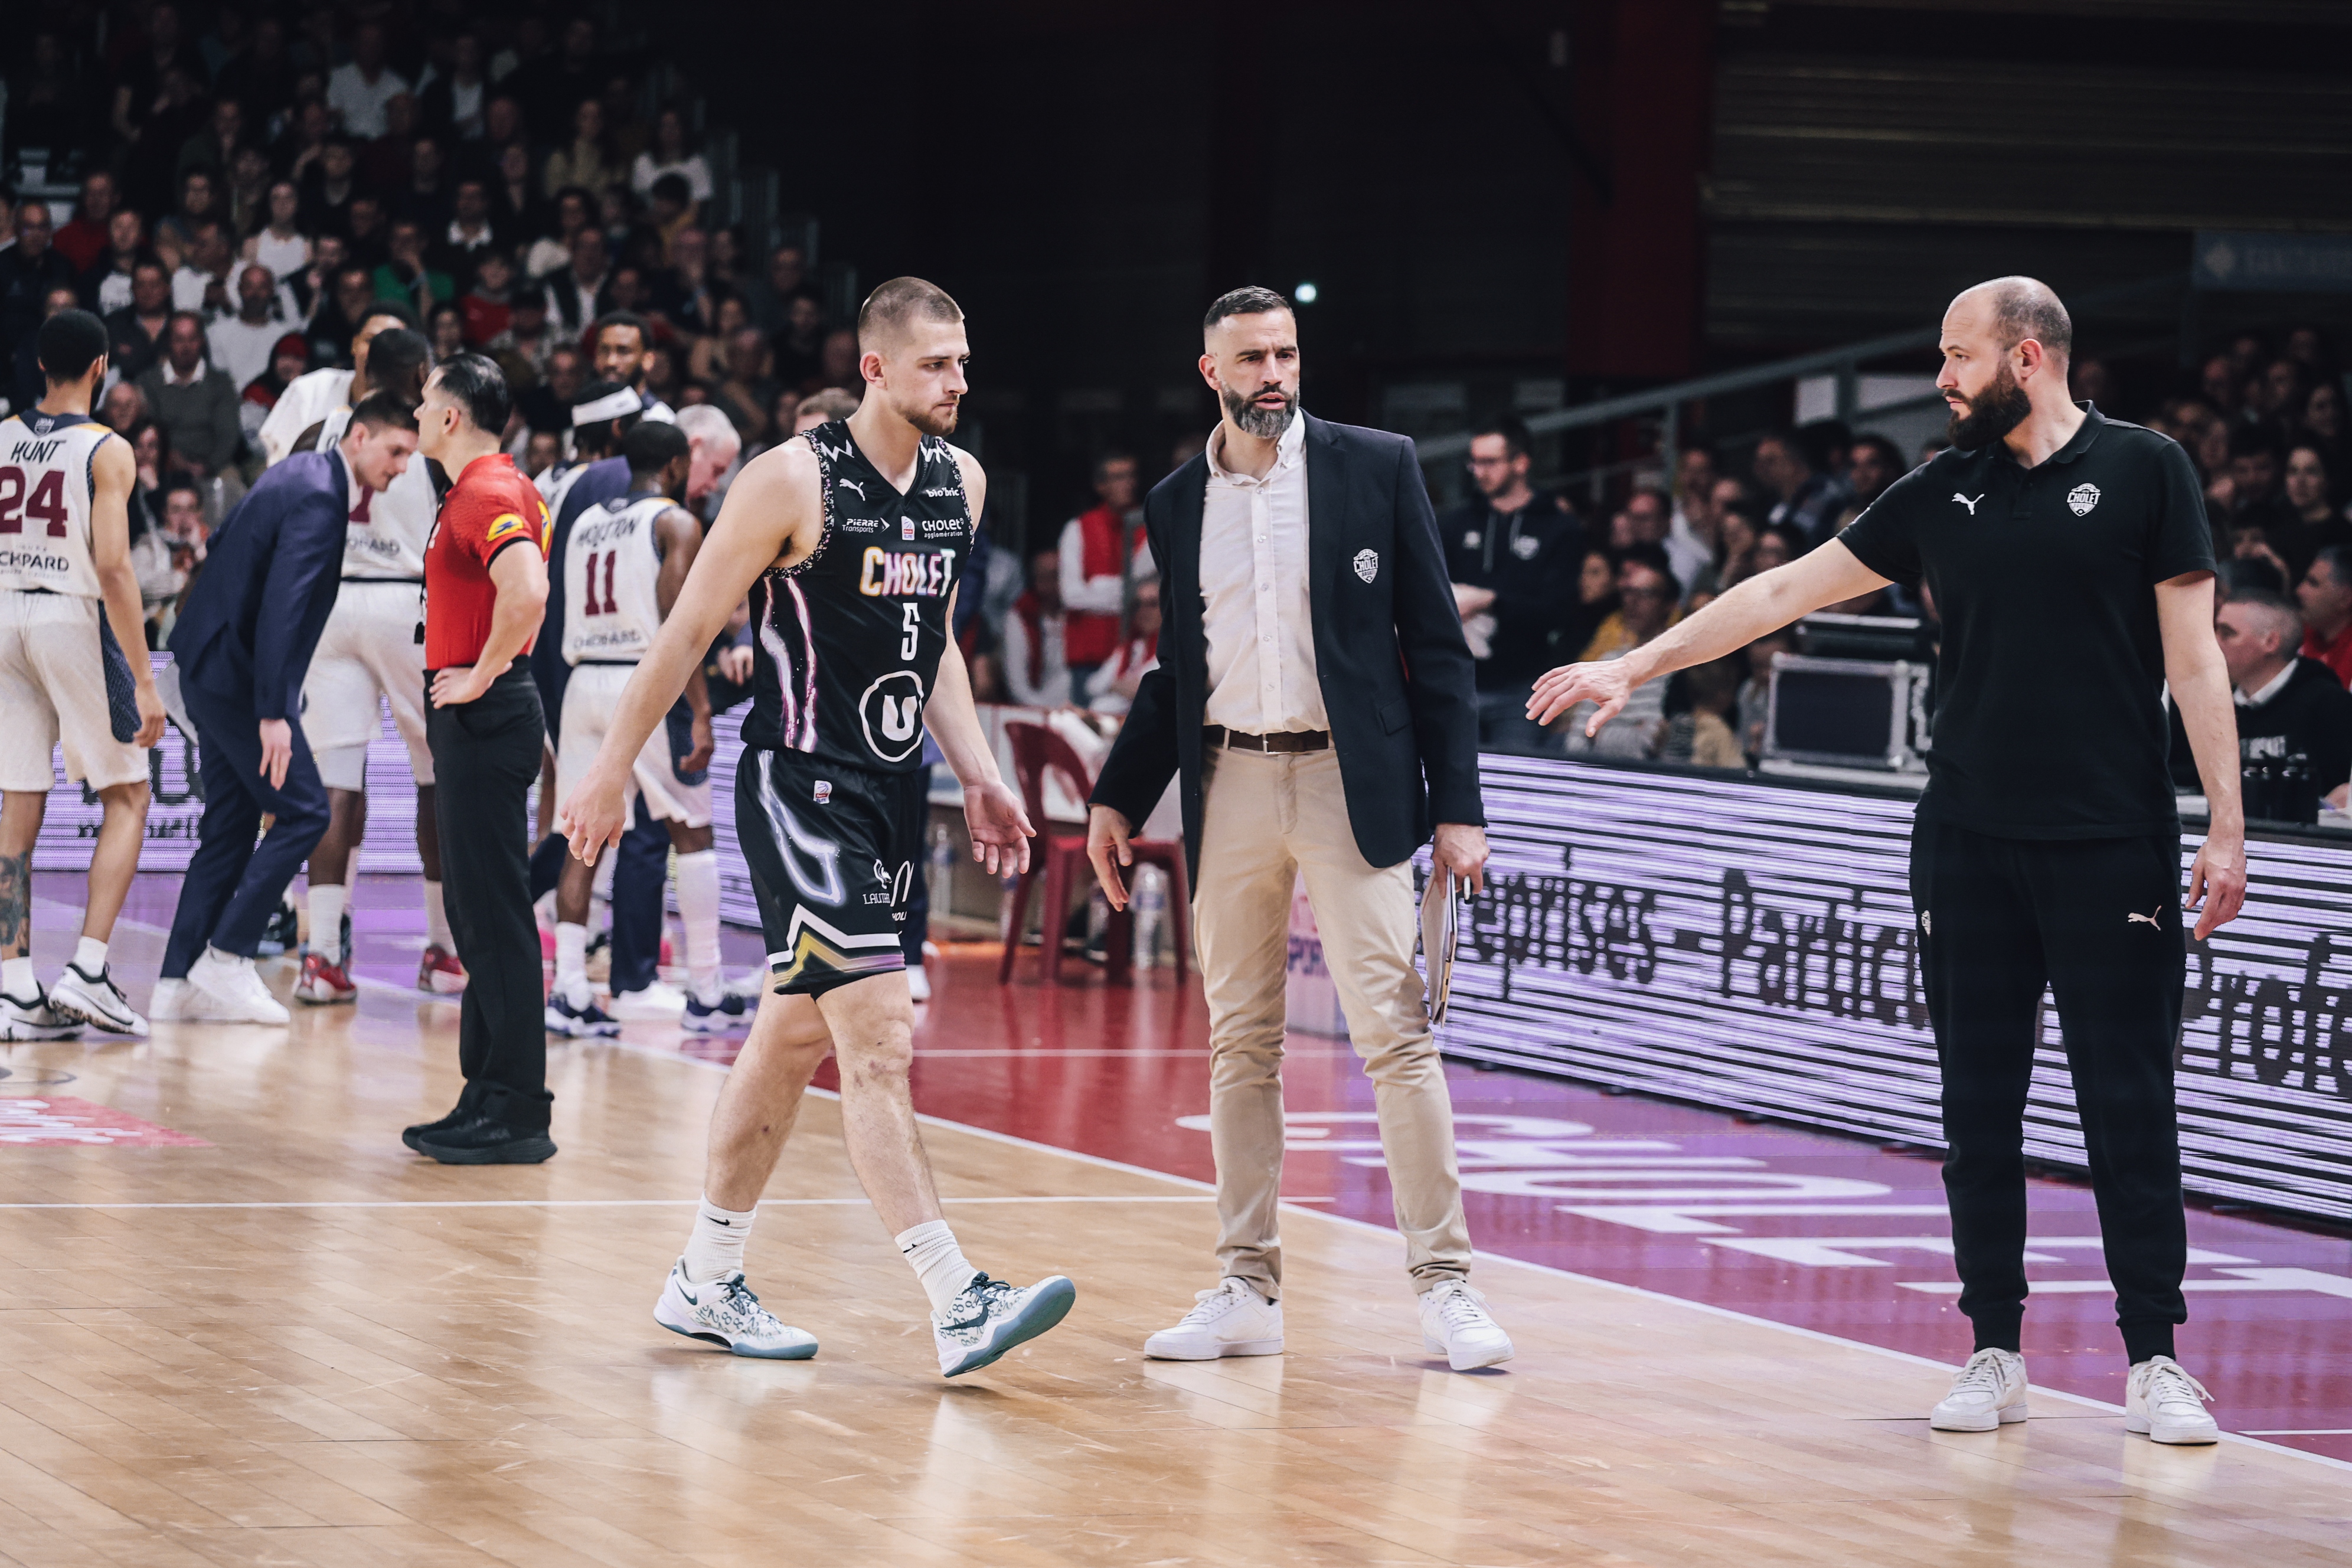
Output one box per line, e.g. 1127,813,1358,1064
159,394,419,986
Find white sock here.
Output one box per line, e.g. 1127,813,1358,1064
2,956,34,998
422,879,453,950
682,1194,756,1285
554,922,589,1002
676,850,721,998
896,1220,979,1313
72,936,108,976
308,883,346,957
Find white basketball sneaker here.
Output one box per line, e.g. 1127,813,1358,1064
609,980,687,1020
1930,1348,2030,1430
188,949,289,1024
1419,1280,1515,1370
1143,1276,1285,1360
932,1271,1077,1377
148,977,204,1021
0,987,80,1041
50,963,149,1037
2126,1355,2219,1445
652,1260,818,1360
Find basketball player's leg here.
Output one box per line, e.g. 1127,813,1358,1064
631,718,729,1018
545,668,625,1035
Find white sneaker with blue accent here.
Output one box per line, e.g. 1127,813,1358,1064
933,1271,1077,1377
1930,1348,2029,1430
2126,1355,2219,1445
1419,1280,1515,1370
682,990,750,1035
653,1260,818,1359
544,990,620,1038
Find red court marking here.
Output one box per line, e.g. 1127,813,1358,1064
0,1096,209,1148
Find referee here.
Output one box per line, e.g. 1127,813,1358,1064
1531,277,2245,1447
404,352,555,1165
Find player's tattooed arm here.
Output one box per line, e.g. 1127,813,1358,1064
0,850,31,959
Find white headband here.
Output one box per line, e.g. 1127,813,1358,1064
571,387,643,425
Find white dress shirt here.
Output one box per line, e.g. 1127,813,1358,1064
1200,413,1326,733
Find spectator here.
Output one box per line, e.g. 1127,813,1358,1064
85,209,151,314
741,243,812,334
213,14,297,130
420,32,491,142
170,219,238,319
135,477,207,642
1004,548,1075,708
104,260,177,380
327,21,411,140
1441,416,1584,747
395,134,455,234
1059,453,1143,695
1087,578,1163,717
102,381,148,438
241,181,309,282
1835,434,1906,531
2285,442,2351,539
2177,589,2352,824
770,294,827,388
632,107,714,208
521,429,563,481
516,344,587,436
1750,524,1802,577
305,264,379,368
1555,544,1619,673
710,326,779,443
237,331,312,441
1736,631,1793,756
790,387,859,437
278,99,334,190
1665,445,1716,592
127,418,171,539
374,219,452,313
814,326,860,393
545,228,611,337
427,302,469,364
177,96,250,190
1562,545,1683,756
52,173,118,275
2298,545,2352,687
1752,428,1848,546
343,197,390,271
297,138,361,237
485,283,555,387
207,264,292,392
544,98,619,201
0,202,78,365
459,249,519,345
2229,423,2292,531
440,179,499,277
2303,382,2344,454
645,174,698,262
135,311,243,479
1660,658,1747,770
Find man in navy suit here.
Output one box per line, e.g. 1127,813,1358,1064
1085,287,1508,1373
156,391,419,1022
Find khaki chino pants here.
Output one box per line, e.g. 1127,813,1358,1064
1193,745,1474,1298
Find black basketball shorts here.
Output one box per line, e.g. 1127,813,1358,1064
736,747,927,996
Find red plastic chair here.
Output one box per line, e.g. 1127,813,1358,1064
996,720,1189,985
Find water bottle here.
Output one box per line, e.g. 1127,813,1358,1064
1132,865,1167,971
929,822,955,918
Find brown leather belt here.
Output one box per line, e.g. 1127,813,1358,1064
1204,726,1331,753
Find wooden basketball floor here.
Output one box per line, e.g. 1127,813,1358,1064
4,886,2350,1567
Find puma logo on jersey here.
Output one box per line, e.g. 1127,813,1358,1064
1953,492,1984,515
858,545,957,598
838,479,865,501
2126,906,2164,928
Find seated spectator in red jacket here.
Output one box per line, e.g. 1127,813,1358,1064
1059,453,1142,692
2299,545,2352,687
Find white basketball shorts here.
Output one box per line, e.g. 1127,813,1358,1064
0,591,149,792
556,662,711,829
301,580,433,792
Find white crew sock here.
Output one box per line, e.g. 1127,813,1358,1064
2,956,35,999
422,880,453,950
675,850,722,999
308,883,347,959
896,1220,980,1313
72,936,109,976
681,1195,756,1284
554,922,589,1004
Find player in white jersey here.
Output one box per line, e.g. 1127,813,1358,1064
0,312,168,1039
544,420,721,1035
261,315,465,1002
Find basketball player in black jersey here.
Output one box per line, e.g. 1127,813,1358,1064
560,277,1073,1376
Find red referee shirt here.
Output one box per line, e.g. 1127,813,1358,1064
426,453,549,669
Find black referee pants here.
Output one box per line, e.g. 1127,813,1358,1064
426,665,551,1131
1910,819,2189,1364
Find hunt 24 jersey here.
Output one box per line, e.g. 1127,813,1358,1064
562,493,669,664
0,410,115,598
743,419,974,773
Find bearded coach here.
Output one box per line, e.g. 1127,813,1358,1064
1086,286,1511,1373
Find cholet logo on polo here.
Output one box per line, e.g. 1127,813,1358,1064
2068,482,2101,516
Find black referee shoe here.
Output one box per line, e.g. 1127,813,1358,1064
401,1101,476,1152
416,1115,557,1165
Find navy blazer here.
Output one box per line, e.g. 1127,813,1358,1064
169,447,351,723
1089,413,1485,880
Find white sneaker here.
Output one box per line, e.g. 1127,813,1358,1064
609,979,687,1020
0,988,80,1041
1419,1280,1515,1371
187,949,290,1024
148,977,205,1021
724,969,769,1002
1930,1348,2030,1430
933,1271,1077,1377
907,963,932,1002
50,963,149,1037
2126,1355,2219,1445
652,1260,818,1360
1143,1276,1285,1360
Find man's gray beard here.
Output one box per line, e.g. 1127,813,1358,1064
1223,384,1297,440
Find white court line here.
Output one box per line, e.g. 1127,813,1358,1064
2243,1429,2352,1436
0,1195,1230,1211
43,899,2352,1476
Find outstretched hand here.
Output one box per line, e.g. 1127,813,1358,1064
964,779,1035,877
1527,659,1637,732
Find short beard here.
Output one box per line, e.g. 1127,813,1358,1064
1222,381,1297,440
1946,362,2031,450
893,392,956,437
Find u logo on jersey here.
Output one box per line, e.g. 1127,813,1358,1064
858,545,955,598
858,671,927,763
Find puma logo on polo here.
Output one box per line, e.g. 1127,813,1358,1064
2126,906,2164,929
1952,492,1985,515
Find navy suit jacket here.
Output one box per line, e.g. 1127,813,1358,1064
1089,413,1485,880
169,447,351,723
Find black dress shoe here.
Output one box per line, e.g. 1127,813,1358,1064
416,1115,557,1165
402,1101,476,1152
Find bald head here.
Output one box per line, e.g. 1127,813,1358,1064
1952,276,2071,365
857,276,963,354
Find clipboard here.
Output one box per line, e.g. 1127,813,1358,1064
1419,867,1462,1024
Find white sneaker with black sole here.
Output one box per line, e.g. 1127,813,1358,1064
0,988,80,1041
544,990,620,1038
933,1272,1077,1377
1930,1348,2030,1430
1420,1280,1515,1370
187,949,289,1024
49,963,148,1037
2126,1355,2219,1445
1143,1276,1285,1360
652,1260,818,1359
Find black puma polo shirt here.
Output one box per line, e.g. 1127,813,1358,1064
1837,403,2216,838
